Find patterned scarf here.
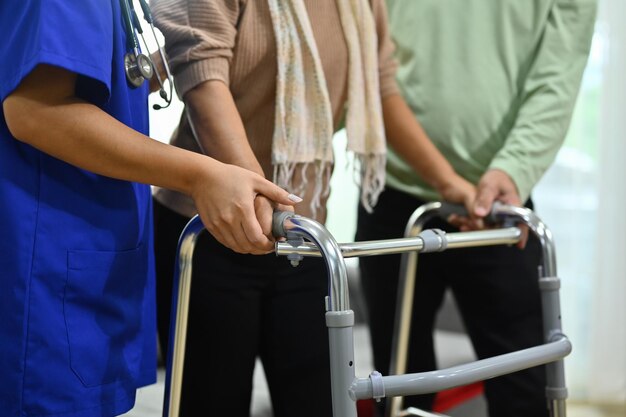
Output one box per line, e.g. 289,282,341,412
267,0,386,214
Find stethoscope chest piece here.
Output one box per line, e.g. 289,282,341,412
125,52,154,88
120,0,172,107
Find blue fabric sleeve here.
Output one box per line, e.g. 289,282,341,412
0,0,114,103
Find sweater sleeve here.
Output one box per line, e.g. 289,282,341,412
488,0,597,202
151,0,242,98
371,0,399,99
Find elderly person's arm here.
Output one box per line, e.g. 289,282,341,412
373,0,476,209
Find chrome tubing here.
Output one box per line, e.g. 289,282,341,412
162,215,205,417
275,228,521,258
278,215,349,312
387,202,445,417
274,212,358,416
490,204,557,277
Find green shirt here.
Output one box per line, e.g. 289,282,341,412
385,0,596,202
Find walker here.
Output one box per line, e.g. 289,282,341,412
161,202,570,417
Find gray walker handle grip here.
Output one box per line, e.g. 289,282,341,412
438,201,508,224
437,202,471,218
272,210,297,238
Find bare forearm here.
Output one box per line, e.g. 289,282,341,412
382,94,476,207
5,94,217,197
382,94,459,191
184,80,264,176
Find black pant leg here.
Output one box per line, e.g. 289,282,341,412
154,201,262,416
356,188,447,413
448,215,548,417
260,258,332,417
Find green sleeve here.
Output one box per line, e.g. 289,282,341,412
488,0,597,202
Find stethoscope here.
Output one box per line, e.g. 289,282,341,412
119,0,173,110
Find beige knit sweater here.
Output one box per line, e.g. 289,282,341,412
152,0,399,223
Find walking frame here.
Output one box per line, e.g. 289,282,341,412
162,202,570,417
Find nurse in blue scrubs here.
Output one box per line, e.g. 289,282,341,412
0,1,299,416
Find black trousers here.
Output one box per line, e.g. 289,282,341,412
154,200,332,417
356,187,549,417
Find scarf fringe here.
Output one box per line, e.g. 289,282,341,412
356,153,386,213
274,153,383,217
274,160,333,218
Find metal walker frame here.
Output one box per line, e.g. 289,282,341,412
162,202,570,417
385,202,567,417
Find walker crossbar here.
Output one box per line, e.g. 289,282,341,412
275,227,522,258
350,336,571,400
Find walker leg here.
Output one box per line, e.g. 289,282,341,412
540,275,568,417
327,311,358,417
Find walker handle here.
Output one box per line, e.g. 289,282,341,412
272,210,298,238
438,202,471,219
438,201,506,223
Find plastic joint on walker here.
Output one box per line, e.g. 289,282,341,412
286,233,305,267
369,371,385,402
418,229,447,252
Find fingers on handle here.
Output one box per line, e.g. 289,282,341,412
204,209,270,254
254,177,302,206
474,182,499,217
241,205,274,254
206,225,240,254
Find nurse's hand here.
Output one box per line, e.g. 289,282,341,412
191,162,301,255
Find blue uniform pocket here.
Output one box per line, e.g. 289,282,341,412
65,245,148,387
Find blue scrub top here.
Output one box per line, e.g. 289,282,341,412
0,1,157,416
